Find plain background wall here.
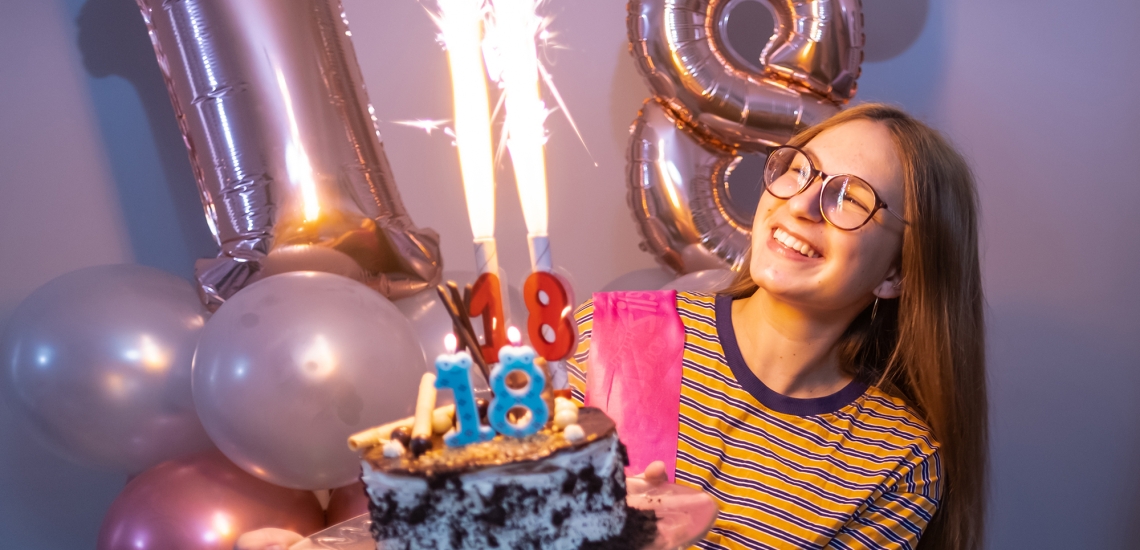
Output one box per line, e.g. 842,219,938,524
1,0,1138,547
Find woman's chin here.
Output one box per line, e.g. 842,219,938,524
752,254,824,286
751,270,819,300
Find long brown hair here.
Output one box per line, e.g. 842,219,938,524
723,103,987,549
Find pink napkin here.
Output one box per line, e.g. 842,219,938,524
586,291,684,481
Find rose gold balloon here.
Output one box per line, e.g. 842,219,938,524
97,450,324,550
326,481,370,526
761,0,865,102
134,0,442,309
627,0,861,152
625,0,864,273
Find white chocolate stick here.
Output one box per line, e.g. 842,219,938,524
347,404,455,451
412,373,438,440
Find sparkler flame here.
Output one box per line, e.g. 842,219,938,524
485,0,550,239
425,0,589,268
431,0,497,241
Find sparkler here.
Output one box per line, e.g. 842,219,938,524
426,0,582,378
428,0,587,274
485,0,554,272
431,0,499,275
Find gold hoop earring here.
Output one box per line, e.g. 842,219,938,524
870,297,880,323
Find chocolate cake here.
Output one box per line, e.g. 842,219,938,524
359,407,651,550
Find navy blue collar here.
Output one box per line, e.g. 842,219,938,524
714,294,867,416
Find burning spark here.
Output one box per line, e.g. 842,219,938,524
392,118,452,136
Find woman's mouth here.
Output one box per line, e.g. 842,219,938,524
772,228,821,258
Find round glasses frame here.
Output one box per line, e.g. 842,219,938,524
763,145,910,230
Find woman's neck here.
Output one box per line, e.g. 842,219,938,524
730,290,857,399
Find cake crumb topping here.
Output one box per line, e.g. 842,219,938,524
364,407,614,476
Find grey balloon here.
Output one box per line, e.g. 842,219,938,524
0,264,214,473
192,272,427,490
661,269,736,293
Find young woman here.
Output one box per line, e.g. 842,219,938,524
568,103,986,549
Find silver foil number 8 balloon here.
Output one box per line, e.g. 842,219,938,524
626,0,864,273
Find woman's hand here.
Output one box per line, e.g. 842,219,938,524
641,461,668,486
633,460,668,486
234,528,304,550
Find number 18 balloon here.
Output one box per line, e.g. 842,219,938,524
625,0,864,273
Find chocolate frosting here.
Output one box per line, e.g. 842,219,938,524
364,407,616,476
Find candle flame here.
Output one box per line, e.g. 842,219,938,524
445,333,458,354
507,326,522,345
430,0,497,241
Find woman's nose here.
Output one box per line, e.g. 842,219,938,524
785,177,825,222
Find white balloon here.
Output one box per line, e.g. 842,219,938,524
661,269,736,293
599,268,677,292
0,264,213,473
192,272,426,490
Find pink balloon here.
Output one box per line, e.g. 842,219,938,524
97,450,324,550
326,481,370,526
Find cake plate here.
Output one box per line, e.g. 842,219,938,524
289,479,718,550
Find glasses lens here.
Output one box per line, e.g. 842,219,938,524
822,175,878,229
763,147,812,198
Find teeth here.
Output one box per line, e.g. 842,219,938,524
773,228,820,258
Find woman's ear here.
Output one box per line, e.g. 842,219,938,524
872,266,903,300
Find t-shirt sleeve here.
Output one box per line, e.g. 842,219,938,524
565,298,595,406
826,449,943,550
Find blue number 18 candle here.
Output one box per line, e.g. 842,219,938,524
435,334,494,447
488,327,550,438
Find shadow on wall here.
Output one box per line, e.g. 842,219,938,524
986,304,1140,548
75,0,216,279
0,403,127,549
857,0,943,120
861,0,928,62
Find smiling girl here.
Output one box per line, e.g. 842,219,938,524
568,103,986,549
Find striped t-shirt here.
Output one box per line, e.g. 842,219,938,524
566,292,941,549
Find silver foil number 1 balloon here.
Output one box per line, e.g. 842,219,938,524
625,0,864,273
135,0,443,308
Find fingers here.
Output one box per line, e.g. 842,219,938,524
643,461,668,486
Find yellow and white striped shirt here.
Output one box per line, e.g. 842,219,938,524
567,292,941,549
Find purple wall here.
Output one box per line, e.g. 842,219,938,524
1,0,1138,547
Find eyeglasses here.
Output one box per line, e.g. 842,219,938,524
762,146,909,230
